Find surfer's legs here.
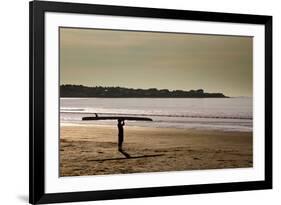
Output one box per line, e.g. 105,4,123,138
118,129,124,151
118,135,123,151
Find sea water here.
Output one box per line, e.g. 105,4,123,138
60,97,252,132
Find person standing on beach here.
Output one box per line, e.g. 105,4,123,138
117,119,125,151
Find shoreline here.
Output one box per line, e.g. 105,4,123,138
60,122,252,133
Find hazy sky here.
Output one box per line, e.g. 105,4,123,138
60,27,253,97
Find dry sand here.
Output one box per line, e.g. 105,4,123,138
60,125,252,177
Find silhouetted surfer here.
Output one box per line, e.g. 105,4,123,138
117,119,125,151
82,115,152,156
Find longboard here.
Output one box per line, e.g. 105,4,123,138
82,116,152,121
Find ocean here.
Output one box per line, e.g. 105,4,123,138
60,97,252,132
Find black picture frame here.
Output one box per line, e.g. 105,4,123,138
29,0,272,204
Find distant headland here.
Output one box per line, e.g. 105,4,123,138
60,84,228,98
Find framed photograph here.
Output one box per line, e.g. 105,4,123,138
29,0,272,204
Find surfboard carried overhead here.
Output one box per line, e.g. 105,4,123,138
82,114,153,157
82,116,153,121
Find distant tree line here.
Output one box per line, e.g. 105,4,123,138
60,84,228,98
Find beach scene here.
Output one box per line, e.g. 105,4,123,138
59,28,253,177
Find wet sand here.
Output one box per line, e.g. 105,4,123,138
60,125,252,177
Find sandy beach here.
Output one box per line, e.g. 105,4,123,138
59,125,252,177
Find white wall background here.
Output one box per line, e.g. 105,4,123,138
0,0,279,204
